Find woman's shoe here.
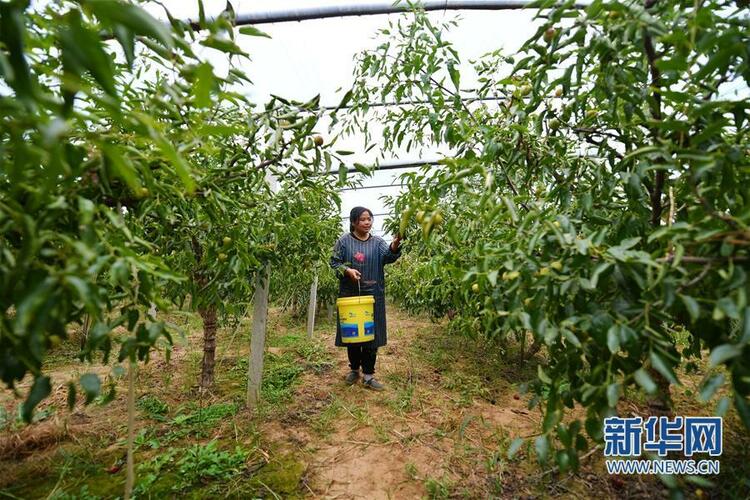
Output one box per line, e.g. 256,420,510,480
345,370,360,385
363,378,384,391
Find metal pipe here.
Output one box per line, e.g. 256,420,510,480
191,0,589,28
338,159,441,175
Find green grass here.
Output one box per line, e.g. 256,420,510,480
310,397,344,436
137,395,169,421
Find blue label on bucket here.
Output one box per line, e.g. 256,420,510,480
341,323,360,338
364,321,375,337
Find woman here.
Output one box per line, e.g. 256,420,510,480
330,206,402,390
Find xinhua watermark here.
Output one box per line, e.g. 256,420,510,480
603,416,722,475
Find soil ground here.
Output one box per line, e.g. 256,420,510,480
1,304,748,499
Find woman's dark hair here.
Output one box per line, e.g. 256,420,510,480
349,206,373,233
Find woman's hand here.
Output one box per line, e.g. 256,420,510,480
390,234,402,252
345,268,361,281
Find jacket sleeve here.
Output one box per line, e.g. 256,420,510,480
330,236,349,279
378,237,402,265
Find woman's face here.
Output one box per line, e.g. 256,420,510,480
354,211,373,233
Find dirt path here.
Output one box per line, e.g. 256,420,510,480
261,307,541,499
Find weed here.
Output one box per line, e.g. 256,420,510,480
405,462,419,480
134,427,162,450
172,402,238,428
310,398,343,436
50,485,102,500
176,441,248,486
373,422,391,444
133,447,180,495
388,383,416,415
441,372,488,406
425,477,452,499
137,395,169,421
295,340,333,374
261,353,304,405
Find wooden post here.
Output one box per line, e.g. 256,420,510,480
306,274,318,338
124,361,136,499
246,264,270,409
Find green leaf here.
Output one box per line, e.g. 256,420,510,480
488,270,498,287
338,164,348,184
507,437,524,459
113,25,135,68
562,329,581,348
447,61,460,90
22,376,51,422
716,297,740,320
699,374,724,403
607,383,620,408
152,132,195,193
88,0,173,48
0,2,33,103
102,143,141,192
537,364,552,384
353,163,371,175
336,89,353,110
193,62,214,108
535,435,549,464
606,325,620,353
708,344,742,368
80,373,101,404
650,350,679,385
555,450,571,472
239,26,271,38
66,276,96,313
60,10,117,98
634,368,657,394
679,294,700,323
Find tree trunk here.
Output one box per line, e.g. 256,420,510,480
199,305,218,390
124,361,136,499
307,275,318,338
642,0,672,414
80,314,91,350
247,264,270,409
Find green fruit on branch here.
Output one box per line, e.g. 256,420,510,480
218,252,228,262
549,118,560,130
431,210,444,225
422,218,434,239
502,270,520,281
223,236,232,246
399,209,412,237
415,210,426,223
543,27,557,43
471,283,480,293
519,84,532,96
313,135,324,147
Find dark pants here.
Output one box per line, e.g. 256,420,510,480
347,342,378,375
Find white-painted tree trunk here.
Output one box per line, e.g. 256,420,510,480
246,264,270,409
306,274,318,338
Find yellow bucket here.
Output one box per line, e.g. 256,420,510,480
337,295,375,344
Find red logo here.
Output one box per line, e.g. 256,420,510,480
354,252,365,263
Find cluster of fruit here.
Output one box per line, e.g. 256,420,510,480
397,207,444,240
